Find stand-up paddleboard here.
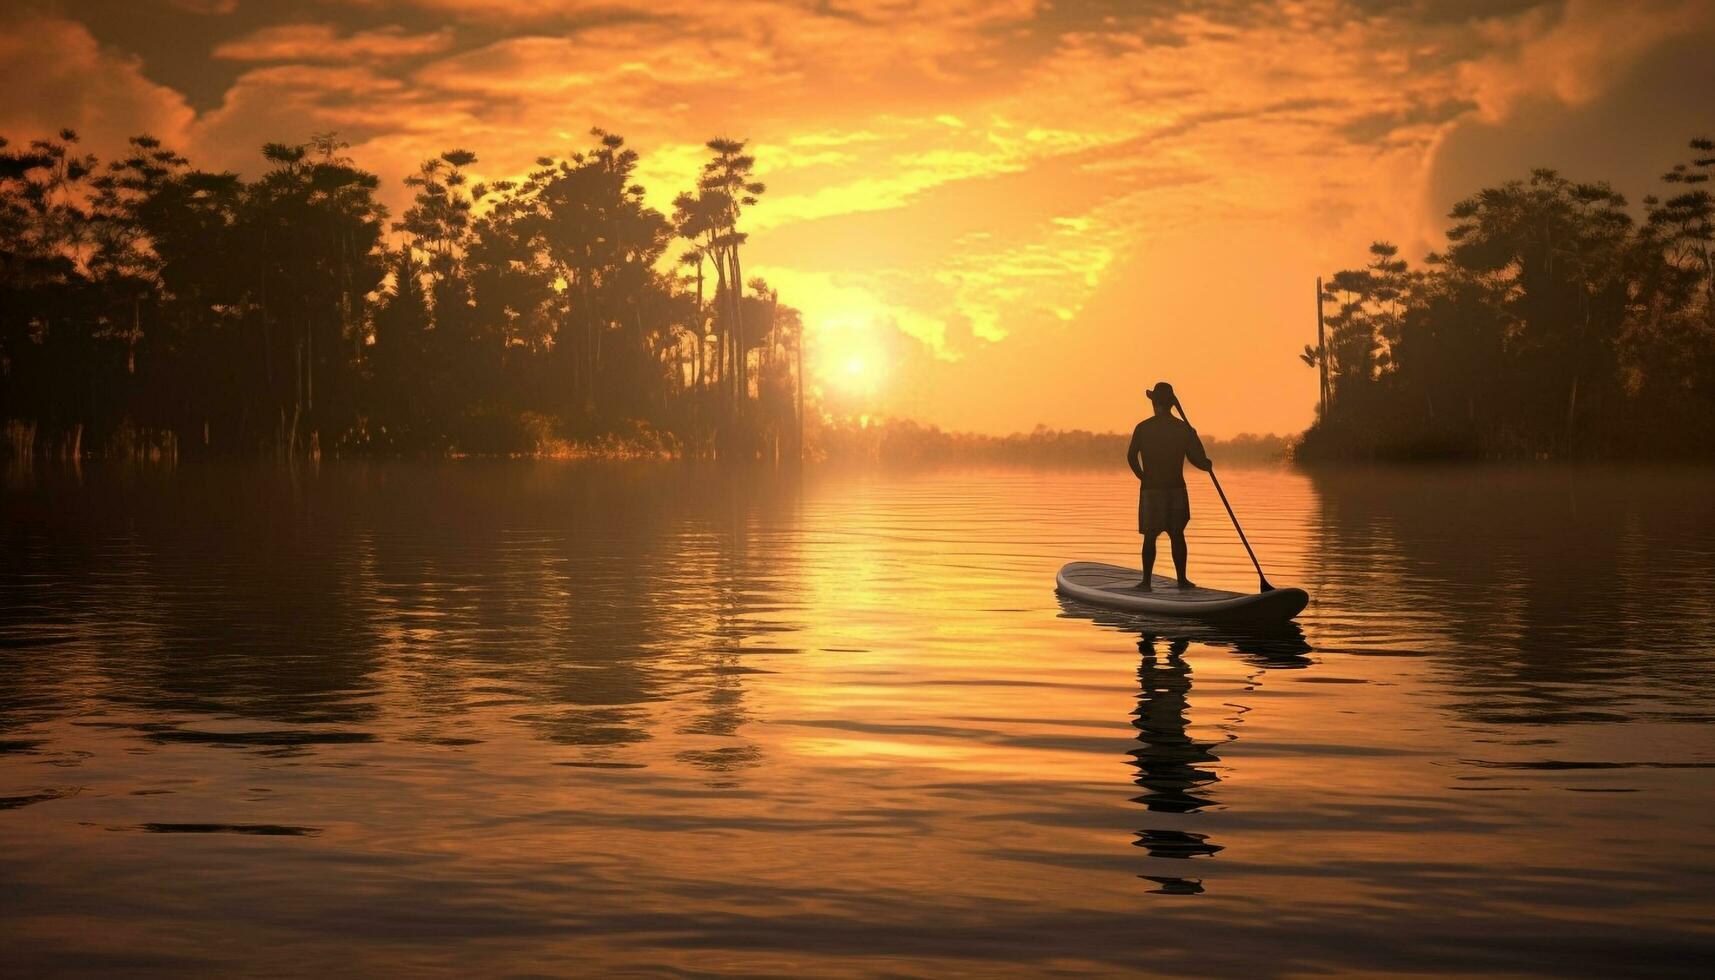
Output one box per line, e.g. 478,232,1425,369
1056,561,1309,624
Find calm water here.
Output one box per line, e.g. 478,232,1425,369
3,461,1714,976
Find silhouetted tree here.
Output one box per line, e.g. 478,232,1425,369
0,124,803,462
1301,138,1715,461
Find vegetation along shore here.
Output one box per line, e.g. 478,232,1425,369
4,127,1710,463
1299,137,1715,461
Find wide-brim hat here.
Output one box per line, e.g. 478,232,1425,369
1146,382,1176,404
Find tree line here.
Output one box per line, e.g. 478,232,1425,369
1299,136,1715,460
817,418,1290,465
1,127,805,460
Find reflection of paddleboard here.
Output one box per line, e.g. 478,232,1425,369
1056,562,1309,624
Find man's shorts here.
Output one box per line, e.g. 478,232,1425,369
1139,485,1191,535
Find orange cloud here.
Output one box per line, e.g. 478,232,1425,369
0,17,194,159
1457,0,1713,121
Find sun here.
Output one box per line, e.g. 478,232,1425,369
814,312,889,399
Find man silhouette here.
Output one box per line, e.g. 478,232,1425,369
1127,382,1212,591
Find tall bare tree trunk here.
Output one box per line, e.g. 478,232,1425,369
694,253,705,398
1316,276,1328,420
729,245,746,407
710,244,732,424
580,270,596,416
294,332,303,448
768,289,779,372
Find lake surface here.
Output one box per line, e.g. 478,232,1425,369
3,461,1714,976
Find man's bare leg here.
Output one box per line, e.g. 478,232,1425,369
1169,528,1194,588
1140,532,1159,590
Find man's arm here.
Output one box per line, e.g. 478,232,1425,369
1186,427,1213,472
1127,425,1146,480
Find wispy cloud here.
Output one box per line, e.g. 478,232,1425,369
213,24,455,62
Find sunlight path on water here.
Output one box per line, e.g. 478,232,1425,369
2,462,1713,975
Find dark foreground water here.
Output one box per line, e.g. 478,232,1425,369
3,461,1714,976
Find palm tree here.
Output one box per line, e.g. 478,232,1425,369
697,138,765,420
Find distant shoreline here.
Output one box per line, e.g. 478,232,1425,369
3,417,1294,466
21,413,1715,467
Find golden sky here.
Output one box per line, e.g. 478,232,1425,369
5,0,1713,436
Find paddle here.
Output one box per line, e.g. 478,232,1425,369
1171,396,1275,593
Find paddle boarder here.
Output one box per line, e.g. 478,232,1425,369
1127,382,1211,590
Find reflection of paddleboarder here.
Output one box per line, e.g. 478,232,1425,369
1133,636,1220,815
1127,382,1212,591
1133,635,1222,883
